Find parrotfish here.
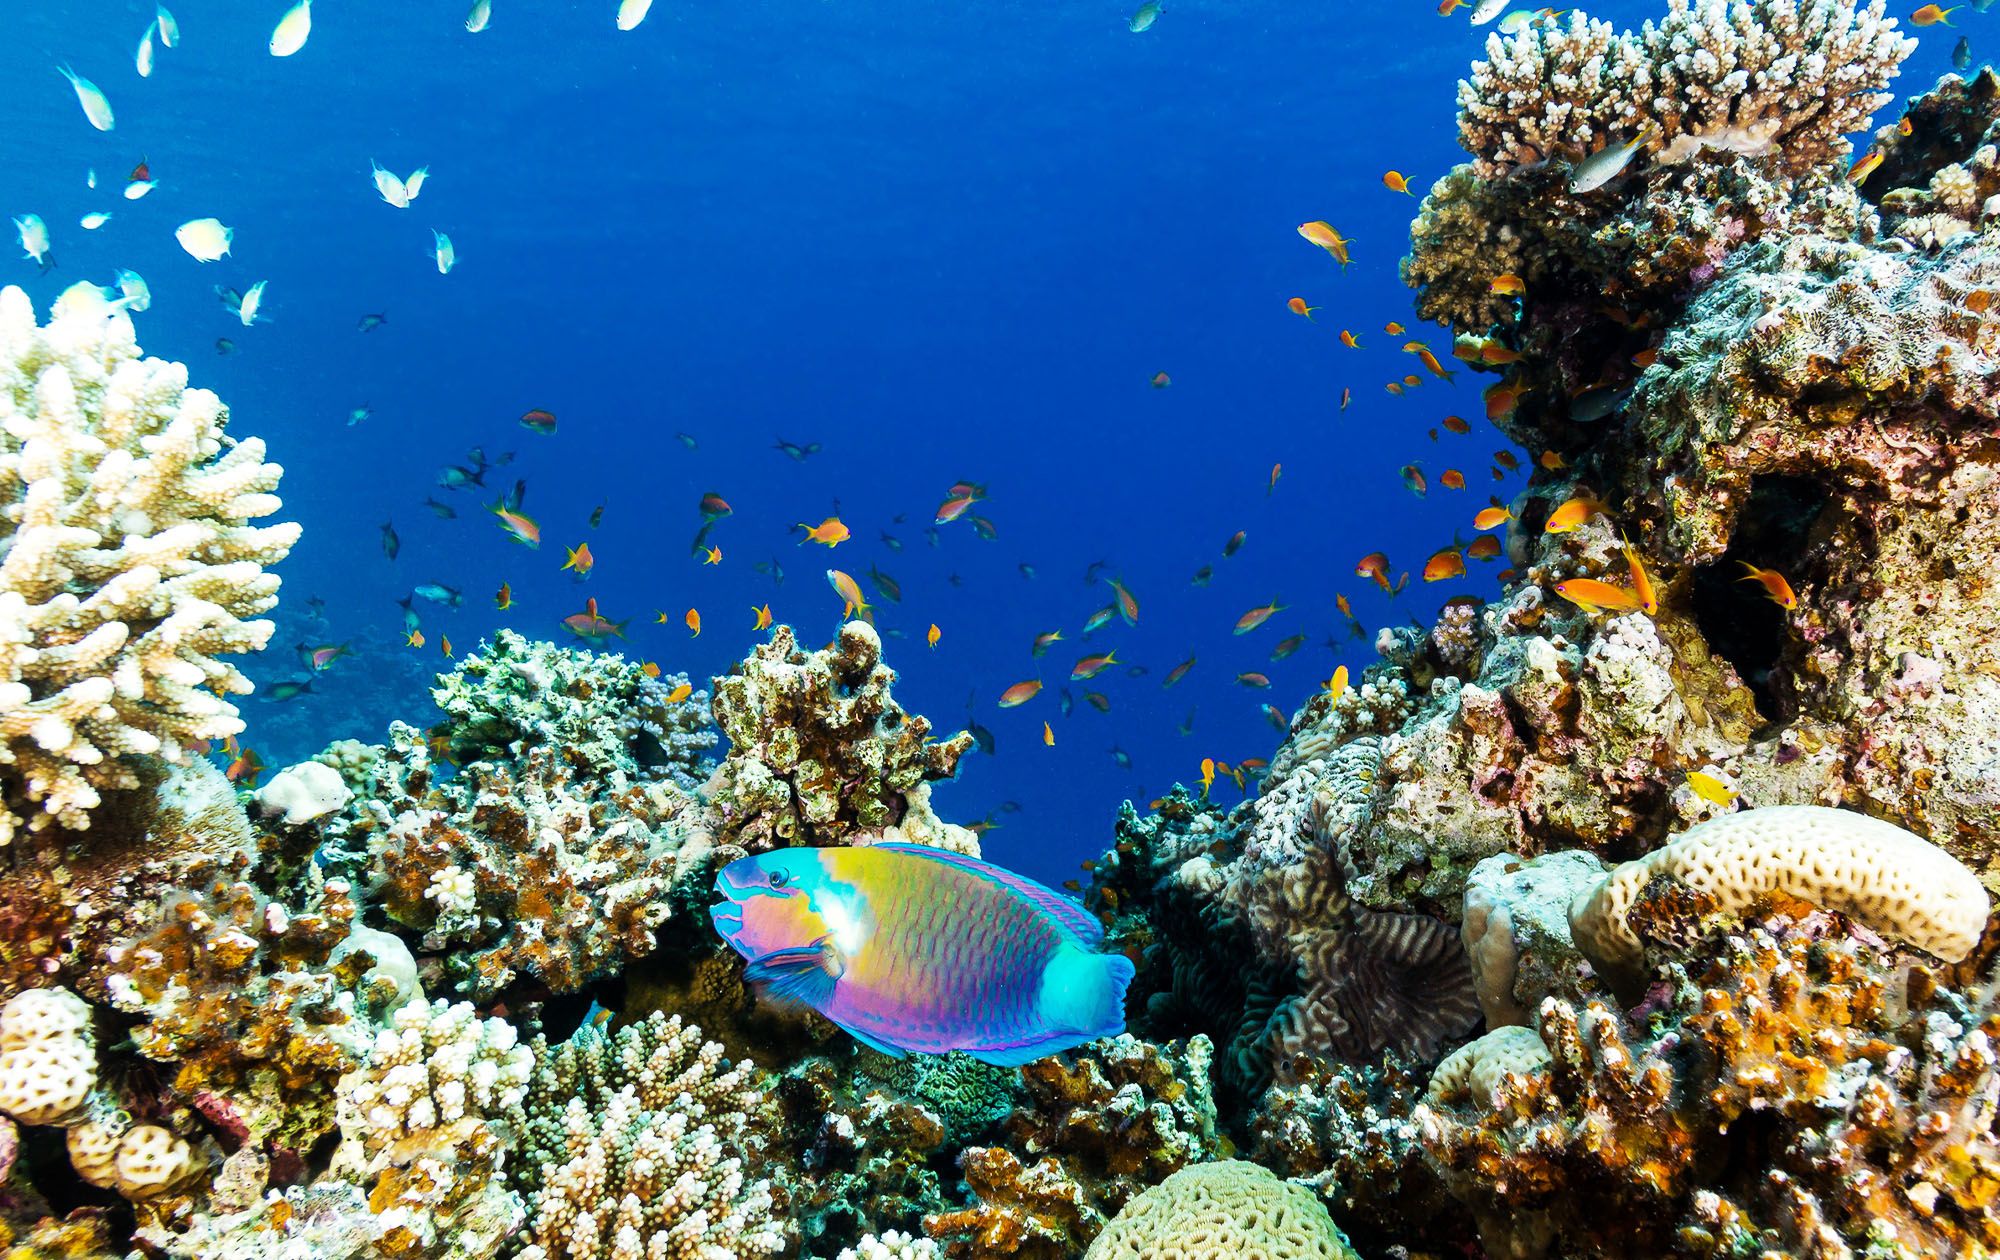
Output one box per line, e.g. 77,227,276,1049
711,844,1134,1066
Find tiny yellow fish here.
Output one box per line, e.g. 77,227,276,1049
406,628,425,648
799,516,851,546
685,607,701,636
494,581,511,610
1544,496,1607,534
703,545,723,565
928,622,941,649
1324,665,1348,701
1685,770,1739,807
752,603,773,630
668,682,694,703
1042,721,1055,746
1911,4,1959,26
1382,170,1411,194
1199,756,1215,796
1737,563,1798,610
1848,148,1885,184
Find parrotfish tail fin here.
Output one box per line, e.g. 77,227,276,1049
743,936,840,1010
1037,943,1134,1042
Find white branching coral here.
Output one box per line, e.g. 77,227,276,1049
516,1011,787,1260
1459,0,1914,176
0,282,298,842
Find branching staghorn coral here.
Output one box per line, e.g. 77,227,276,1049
514,1011,787,1259
0,282,298,843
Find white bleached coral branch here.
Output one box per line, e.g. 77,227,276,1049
0,282,298,842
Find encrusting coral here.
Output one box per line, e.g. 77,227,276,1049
0,282,298,844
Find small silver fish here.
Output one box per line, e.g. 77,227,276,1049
466,0,492,32
58,64,114,131
1569,125,1659,194
13,215,51,269
1470,0,1508,23
1128,1,1162,31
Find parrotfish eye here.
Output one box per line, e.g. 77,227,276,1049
768,869,790,888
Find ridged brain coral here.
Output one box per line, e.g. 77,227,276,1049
0,282,297,843
1082,1160,1358,1260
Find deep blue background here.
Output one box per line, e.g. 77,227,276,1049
0,1,1969,883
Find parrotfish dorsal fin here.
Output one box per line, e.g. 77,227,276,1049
875,843,1104,946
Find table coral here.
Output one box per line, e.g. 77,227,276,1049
515,1011,786,1259
0,283,298,844
707,622,977,853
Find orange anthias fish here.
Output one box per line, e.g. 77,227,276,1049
999,679,1043,707
1474,505,1513,530
494,582,512,610
1325,664,1349,701
1151,370,1172,388
1466,534,1503,561
1233,599,1286,634
937,493,978,524
1163,655,1196,688
710,844,1132,1065
1423,547,1466,581
1108,577,1140,625
1406,343,1456,382
1625,541,1658,615
1443,414,1472,435
225,745,266,787
1485,380,1529,421
1911,4,1959,26
703,546,723,565
1071,651,1119,680
1287,297,1320,321
1355,552,1389,580
1490,274,1526,297
1033,629,1065,656
406,628,425,648
799,516,850,547
1383,170,1412,194
1540,450,1567,470
1268,462,1282,496
1385,321,1406,335
642,662,662,680
685,608,702,636
562,597,627,641
1042,721,1055,746
1555,578,1643,615
1440,469,1466,491
1237,672,1272,689
752,603,774,630
700,492,734,520
1493,450,1521,472
1544,496,1607,534
1340,330,1361,349
1297,221,1354,266
668,681,694,703
1738,563,1798,609
827,568,873,621
928,623,941,649
563,541,595,576
491,503,541,548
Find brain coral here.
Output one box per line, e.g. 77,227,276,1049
0,283,298,843
1569,804,1990,973
1083,1160,1358,1260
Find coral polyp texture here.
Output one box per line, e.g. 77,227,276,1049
0,283,298,842
708,621,979,853
1083,1160,1359,1260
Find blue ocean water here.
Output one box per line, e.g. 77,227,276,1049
0,0,1971,885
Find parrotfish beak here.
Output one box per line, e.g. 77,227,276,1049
710,855,801,957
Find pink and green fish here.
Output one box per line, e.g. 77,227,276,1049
711,844,1132,1066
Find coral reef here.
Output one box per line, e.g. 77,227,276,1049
514,1011,786,1259
707,622,977,853
0,283,298,843
1083,1160,1358,1260
429,629,717,791
923,1035,1221,1259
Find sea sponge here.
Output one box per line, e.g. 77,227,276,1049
1569,805,1991,972
1082,1160,1359,1260
0,987,95,1126
0,282,298,843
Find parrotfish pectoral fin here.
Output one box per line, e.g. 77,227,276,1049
874,842,1106,946
743,936,841,1009
837,1023,909,1059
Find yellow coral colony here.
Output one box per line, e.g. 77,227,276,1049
1569,804,1992,972
0,282,298,842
